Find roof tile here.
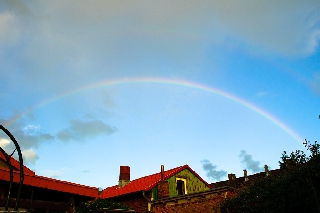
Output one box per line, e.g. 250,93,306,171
0,152,35,175
0,167,99,197
99,165,211,199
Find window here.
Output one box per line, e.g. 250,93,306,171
176,178,187,195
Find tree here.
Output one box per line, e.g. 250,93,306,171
220,140,320,213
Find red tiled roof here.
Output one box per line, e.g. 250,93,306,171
0,152,35,175
0,167,99,197
99,165,212,199
0,153,98,197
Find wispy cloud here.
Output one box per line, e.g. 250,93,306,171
1,0,319,95
103,91,117,109
239,150,263,173
0,116,54,164
23,124,40,133
38,167,71,179
201,159,227,181
0,116,55,151
56,118,117,142
311,71,320,95
1,114,117,165
256,91,269,97
211,0,320,56
255,91,278,99
0,11,20,44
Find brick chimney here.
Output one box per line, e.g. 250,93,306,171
157,165,169,199
264,165,269,177
243,169,249,181
228,173,236,180
119,166,130,187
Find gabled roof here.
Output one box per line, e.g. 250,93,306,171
99,165,211,199
0,152,99,197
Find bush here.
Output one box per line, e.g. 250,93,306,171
220,140,320,213
76,198,130,213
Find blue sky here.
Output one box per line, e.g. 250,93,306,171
0,0,320,189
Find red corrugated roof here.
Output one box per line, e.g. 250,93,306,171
0,153,98,197
0,152,35,175
99,165,211,199
0,167,99,197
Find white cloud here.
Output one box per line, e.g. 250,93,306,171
21,149,39,165
23,124,40,134
0,138,13,152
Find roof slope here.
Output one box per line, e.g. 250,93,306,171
99,165,211,199
0,168,99,198
0,152,35,175
0,152,99,197
0,167,99,197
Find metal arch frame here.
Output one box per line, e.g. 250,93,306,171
0,125,24,211
0,147,14,211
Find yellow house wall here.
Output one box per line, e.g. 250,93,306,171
167,168,210,197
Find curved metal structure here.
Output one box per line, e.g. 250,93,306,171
0,147,13,211
0,125,24,211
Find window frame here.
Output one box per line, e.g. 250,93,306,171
176,177,187,195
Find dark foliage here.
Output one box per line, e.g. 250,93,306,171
220,140,320,213
76,198,130,213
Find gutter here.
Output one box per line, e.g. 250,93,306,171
142,191,152,212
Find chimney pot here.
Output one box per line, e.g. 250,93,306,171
161,165,165,180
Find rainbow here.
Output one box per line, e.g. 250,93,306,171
4,77,304,144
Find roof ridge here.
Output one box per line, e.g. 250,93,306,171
111,164,187,185
31,173,99,189
138,165,187,180
99,164,199,199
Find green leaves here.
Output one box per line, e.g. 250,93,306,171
76,198,129,213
